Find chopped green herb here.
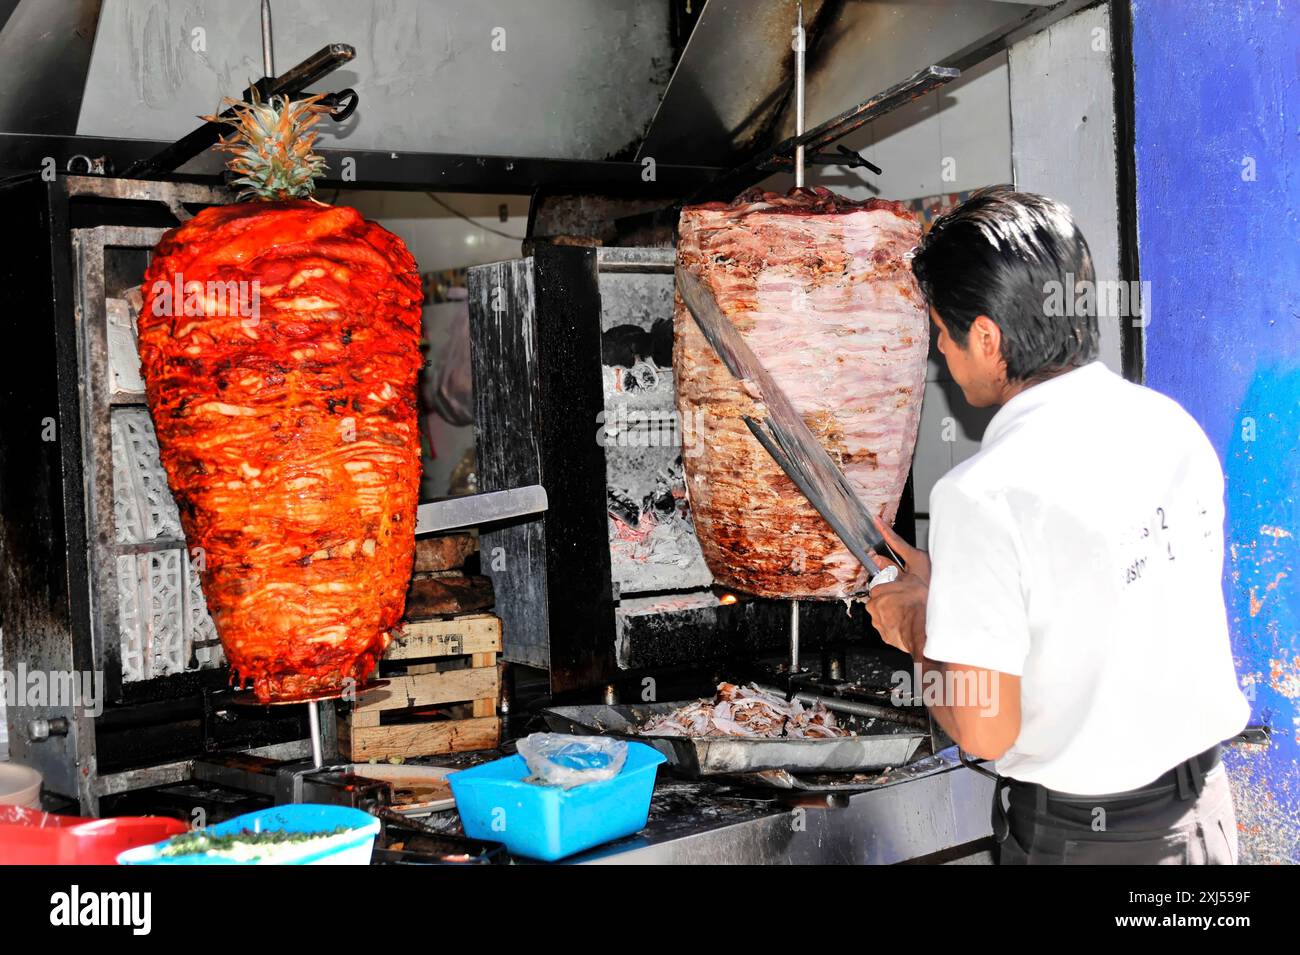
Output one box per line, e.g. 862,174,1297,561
161,827,350,859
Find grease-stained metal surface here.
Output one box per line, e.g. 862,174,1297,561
466,258,551,671
0,0,101,134
412,746,991,864
775,0,1084,144
687,64,958,205
636,0,829,165
571,753,992,864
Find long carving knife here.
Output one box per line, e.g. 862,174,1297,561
676,266,902,583
414,485,548,536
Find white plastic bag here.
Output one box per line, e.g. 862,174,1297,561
516,733,628,789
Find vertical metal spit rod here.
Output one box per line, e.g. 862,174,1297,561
307,701,324,769
261,0,275,78
790,599,801,677
793,0,806,188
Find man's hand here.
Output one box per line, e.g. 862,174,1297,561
865,517,931,659
866,571,928,659
871,516,931,585
864,519,1022,760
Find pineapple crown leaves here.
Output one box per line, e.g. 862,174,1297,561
203,91,332,201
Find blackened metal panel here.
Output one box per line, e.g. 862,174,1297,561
71,229,116,691
0,135,725,196
1109,0,1144,384
0,176,96,803
467,259,550,671
614,593,869,672
532,245,618,691
0,175,303,810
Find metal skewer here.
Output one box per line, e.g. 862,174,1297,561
790,600,801,677
261,0,275,78
227,680,391,776
793,0,806,188
306,700,324,769
779,198,804,690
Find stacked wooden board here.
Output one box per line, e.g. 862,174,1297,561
338,533,502,760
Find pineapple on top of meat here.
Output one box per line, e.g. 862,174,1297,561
138,94,424,703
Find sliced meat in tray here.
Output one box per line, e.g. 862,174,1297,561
541,701,926,777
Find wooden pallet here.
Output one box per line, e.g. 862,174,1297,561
338,614,502,761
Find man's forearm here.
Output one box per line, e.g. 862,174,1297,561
909,652,1019,760
906,622,965,743
912,655,965,744
870,578,1018,757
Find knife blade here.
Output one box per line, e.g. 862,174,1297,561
414,485,549,536
676,266,901,581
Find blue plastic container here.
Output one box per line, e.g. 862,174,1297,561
450,741,666,861
116,804,381,865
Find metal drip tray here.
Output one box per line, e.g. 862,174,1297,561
541,701,926,777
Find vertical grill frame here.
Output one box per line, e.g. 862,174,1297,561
0,175,310,812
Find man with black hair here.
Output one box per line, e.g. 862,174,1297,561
866,185,1248,865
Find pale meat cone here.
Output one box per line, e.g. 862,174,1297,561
674,187,929,598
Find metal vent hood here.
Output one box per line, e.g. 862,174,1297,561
0,0,1094,186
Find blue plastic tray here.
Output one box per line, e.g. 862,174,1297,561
449,741,666,861
116,804,380,865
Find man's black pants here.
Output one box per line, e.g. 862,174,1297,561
993,746,1238,864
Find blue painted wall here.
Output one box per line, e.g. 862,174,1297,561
1132,0,1299,862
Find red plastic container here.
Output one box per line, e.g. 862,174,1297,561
0,806,189,865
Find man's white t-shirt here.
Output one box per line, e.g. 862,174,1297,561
924,361,1249,795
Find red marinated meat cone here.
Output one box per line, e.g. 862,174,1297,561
137,95,423,702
